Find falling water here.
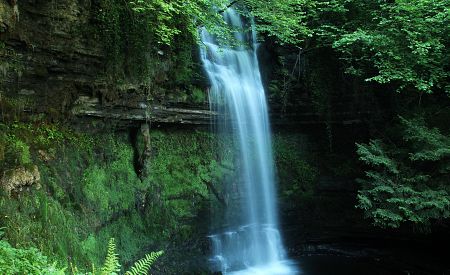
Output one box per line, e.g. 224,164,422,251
200,8,297,274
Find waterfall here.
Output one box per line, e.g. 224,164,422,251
200,8,298,274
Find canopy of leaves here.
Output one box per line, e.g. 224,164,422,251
240,0,449,95
128,0,233,45
332,0,450,94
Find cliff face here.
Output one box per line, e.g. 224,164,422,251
0,0,213,124
1,0,103,114
1,1,378,127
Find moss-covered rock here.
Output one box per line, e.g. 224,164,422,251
0,121,235,272
0,165,40,195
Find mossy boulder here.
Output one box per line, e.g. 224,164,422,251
0,165,40,195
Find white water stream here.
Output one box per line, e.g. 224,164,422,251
200,8,298,275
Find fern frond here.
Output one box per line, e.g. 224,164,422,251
125,250,163,275
101,238,121,275
70,262,79,274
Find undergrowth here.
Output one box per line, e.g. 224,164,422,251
0,122,229,272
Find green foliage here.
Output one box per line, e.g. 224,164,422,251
356,117,450,228
129,0,233,45
82,135,146,221
190,87,207,103
357,140,399,174
401,117,450,161
149,131,209,204
101,239,120,275
96,0,152,80
34,124,65,147
0,190,89,268
147,130,233,238
242,0,449,95
96,238,162,275
0,239,65,275
0,122,214,272
83,210,158,266
243,0,309,45
332,0,450,94
242,0,346,45
125,250,163,275
0,122,94,173
80,235,99,267
0,124,147,269
273,134,318,199
6,137,31,166
1,122,90,149
0,237,162,275
95,0,233,85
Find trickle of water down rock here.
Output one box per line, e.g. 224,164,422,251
200,8,298,275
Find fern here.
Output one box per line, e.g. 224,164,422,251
101,238,121,275
125,251,163,275
97,238,162,275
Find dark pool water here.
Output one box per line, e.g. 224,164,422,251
201,239,450,275
295,254,450,275
296,255,401,275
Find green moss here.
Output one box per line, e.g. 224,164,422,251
0,124,140,269
145,130,234,237
81,136,145,222
273,133,319,200
0,122,227,271
190,87,207,104
95,0,195,87
0,45,24,85
0,190,89,268
7,138,31,166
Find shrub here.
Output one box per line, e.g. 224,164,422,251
356,117,450,228
0,239,65,274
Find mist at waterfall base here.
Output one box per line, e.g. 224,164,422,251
200,9,298,275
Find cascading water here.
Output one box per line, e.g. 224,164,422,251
200,8,298,274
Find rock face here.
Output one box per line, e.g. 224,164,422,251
0,0,104,115
0,0,377,126
1,165,41,195
0,0,217,123
72,95,216,125
0,0,220,124
0,1,17,33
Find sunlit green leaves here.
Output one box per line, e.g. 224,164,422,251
242,0,449,95
332,0,450,94
129,0,231,46
242,0,346,45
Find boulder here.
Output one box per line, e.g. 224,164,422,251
1,165,41,195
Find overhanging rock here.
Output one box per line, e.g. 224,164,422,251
71,96,217,125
